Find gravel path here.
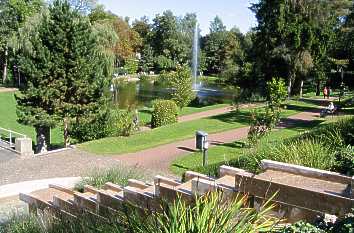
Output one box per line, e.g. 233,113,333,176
0,87,18,93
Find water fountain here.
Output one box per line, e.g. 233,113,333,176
192,22,199,90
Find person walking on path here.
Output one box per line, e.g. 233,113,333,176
323,86,328,99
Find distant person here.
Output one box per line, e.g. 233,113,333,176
133,109,139,130
323,86,328,99
328,87,331,99
327,102,335,113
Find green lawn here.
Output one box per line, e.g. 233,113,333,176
170,118,326,176
79,109,251,155
0,91,228,145
0,92,63,145
80,100,320,155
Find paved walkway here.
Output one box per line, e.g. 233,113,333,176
0,141,18,163
0,87,18,93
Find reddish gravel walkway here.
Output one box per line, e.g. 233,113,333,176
0,88,18,93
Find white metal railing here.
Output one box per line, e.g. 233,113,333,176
0,127,27,148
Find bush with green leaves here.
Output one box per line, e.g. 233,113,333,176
247,78,287,145
110,109,137,137
247,109,272,146
70,110,113,142
151,99,178,128
70,108,137,142
279,210,354,233
191,117,354,179
279,221,326,233
1,192,279,233
267,78,287,109
246,139,336,171
266,77,287,125
165,66,196,109
75,165,145,191
124,58,139,74
332,146,354,176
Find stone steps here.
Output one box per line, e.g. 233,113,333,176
20,160,354,223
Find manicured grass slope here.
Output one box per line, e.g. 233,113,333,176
0,92,63,145
80,109,250,155
170,119,325,175
80,100,319,155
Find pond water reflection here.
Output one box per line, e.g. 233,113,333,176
111,79,235,109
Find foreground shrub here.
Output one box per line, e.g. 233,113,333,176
247,139,336,171
151,99,178,128
0,215,42,233
190,139,337,178
110,109,137,137
129,192,279,233
332,146,354,176
280,210,354,233
299,117,354,148
247,109,274,145
75,165,145,191
279,221,326,233
1,192,279,233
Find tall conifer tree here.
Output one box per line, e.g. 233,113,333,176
16,0,112,149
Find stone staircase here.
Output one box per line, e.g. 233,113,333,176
20,160,354,223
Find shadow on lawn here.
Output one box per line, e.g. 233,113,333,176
209,110,251,124
295,98,332,107
284,103,322,113
139,109,152,114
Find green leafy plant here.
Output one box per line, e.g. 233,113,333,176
111,109,137,137
1,192,280,233
124,58,139,74
266,77,287,123
151,99,178,128
120,192,280,233
332,146,354,176
75,165,145,191
247,109,271,146
280,221,326,233
246,139,336,171
166,66,196,109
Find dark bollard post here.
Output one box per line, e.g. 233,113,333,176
202,141,209,167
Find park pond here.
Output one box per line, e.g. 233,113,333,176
111,78,236,109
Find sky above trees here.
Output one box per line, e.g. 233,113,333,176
98,0,257,34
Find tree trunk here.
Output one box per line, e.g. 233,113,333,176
2,48,8,84
35,126,50,154
316,80,321,96
299,80,304,98
287,77,293,99
63,118,69,148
